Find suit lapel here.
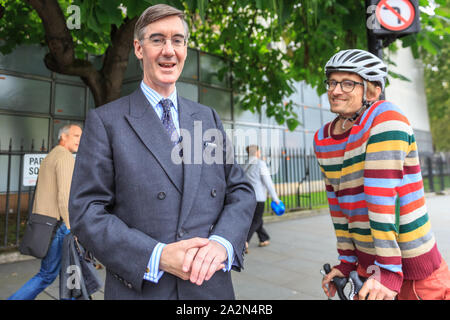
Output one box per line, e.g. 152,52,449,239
124,89,183,194
178,96,203,228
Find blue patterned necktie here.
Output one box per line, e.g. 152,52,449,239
160,98,179,145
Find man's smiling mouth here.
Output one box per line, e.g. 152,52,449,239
159,63,176,68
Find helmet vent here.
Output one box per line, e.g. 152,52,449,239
365,62,380,68
342,51,360,63
353,56,370,63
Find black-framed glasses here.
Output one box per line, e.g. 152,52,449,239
143,34,187,48
324,79,364,93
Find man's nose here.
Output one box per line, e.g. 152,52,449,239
330,83,344,94
161,40,176,55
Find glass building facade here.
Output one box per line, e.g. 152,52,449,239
0,45,336,151
0,45,335,192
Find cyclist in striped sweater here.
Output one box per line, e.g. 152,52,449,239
315,49,450,300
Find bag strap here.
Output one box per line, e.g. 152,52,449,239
27,177,38,220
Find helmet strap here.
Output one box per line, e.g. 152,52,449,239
338,80,369,130
361,80,371,108
338,105,366,130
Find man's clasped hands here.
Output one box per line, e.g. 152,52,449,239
159,237,228,286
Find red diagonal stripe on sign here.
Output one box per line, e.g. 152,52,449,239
379,0,409,24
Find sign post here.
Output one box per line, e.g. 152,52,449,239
365,0,421,98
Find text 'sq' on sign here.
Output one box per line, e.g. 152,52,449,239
376,0,415,31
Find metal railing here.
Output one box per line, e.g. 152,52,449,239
420,152,450,194
1,140,328,250
4,136,448,251
0,138,47,250
234,146,328,214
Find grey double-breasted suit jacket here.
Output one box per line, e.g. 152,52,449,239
68,88,256,299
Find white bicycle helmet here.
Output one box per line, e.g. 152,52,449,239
325,49,388,91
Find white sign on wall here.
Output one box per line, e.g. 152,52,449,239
23,154,47,187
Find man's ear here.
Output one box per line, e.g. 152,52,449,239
59,133,67,146
134,39,143,60
366,85,382,102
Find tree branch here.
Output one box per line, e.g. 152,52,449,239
26,0,75,68
101,16,138,103
25,0,139,106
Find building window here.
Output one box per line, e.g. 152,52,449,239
0,75,51,114
181,49,199,81
177,82,198,102
200,86,232,120
0,45,51,77
54,83,86,117
0,114,49,151
199,52,230,88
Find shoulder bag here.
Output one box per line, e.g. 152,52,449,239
19,179,60,259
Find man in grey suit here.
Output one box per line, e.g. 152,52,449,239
68,4,256,300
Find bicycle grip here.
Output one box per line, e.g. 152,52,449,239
333,276,348,300
349,271,364,300
322,263,348,300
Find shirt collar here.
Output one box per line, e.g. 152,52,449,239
248,156,259,164
140,80,178,111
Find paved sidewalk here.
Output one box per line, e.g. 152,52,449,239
1,193,449,300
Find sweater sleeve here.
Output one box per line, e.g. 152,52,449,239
259,160,280,203
323,175,358,277
314,131,358,277
363,107,415,293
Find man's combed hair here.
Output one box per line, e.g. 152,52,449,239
134,4,189,41
58,124,81,141
246,145,259,156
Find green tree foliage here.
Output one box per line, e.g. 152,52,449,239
0,0,447,130
419,1,449,151
186,1,368,129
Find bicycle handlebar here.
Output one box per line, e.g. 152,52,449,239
348,271,365,300
321,263,365,300
322,263,349,300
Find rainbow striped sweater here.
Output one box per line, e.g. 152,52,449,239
314,100,442,293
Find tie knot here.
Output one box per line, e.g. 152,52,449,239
160,99,172,113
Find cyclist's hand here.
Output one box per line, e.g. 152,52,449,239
322,268,345,298
358,278,397,300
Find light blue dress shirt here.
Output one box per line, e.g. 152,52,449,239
139,81,234,283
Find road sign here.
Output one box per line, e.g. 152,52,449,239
367,0,420,37
376,0,415,31
23,153,47,187
22,153,76,186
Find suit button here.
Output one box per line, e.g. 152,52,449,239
178,229,186,238
157,192,166,200
211,188,217,197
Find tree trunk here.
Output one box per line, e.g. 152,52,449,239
26,0,137,107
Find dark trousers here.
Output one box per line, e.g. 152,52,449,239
247,201,270,243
